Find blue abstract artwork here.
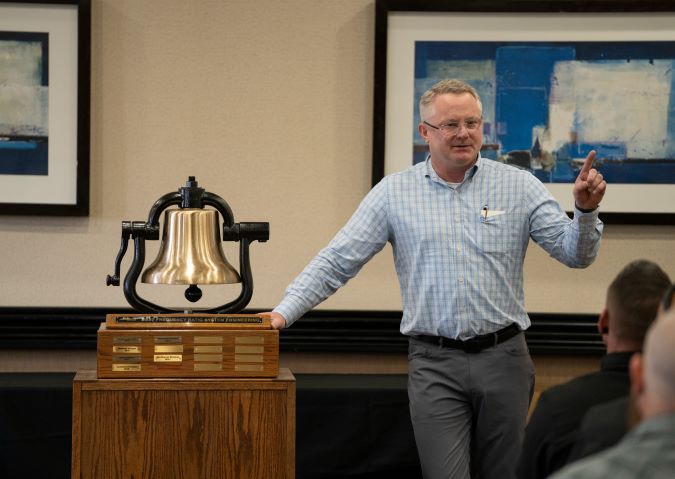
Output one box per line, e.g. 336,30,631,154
0,31,49,176
414,41,675,184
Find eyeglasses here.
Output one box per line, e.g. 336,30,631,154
423,118,482,134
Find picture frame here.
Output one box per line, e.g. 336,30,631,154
372,0,675,224
0,0,90,216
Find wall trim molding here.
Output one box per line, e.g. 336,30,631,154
0,307,603,355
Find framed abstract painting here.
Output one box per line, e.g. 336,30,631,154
0,0,90,215
372,0,675,224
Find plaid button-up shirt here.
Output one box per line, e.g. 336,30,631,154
274,157,602,339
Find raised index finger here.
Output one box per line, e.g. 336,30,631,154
580,150,597,175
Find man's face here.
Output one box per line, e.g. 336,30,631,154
419,92,483,181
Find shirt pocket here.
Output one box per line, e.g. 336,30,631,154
476,213,520,255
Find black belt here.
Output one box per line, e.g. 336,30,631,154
413,323,521,353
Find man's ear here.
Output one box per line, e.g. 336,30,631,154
418,123,430,143
597,309,609,334
629,352,644,399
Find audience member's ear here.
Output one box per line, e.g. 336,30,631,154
629,352,645,420
597,309,609,344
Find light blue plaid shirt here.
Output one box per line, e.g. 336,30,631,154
274,157,603,339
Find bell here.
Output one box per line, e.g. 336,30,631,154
142,209,241,285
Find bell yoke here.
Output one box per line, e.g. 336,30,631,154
106,176,269,314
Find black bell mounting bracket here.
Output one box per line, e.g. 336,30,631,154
106,176,269,313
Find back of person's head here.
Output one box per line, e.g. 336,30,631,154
632,307,675,416
605,259,670,346
419,79,483,119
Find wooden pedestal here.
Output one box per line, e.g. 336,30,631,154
71,369,295,479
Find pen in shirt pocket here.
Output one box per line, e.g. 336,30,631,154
481,205,488,220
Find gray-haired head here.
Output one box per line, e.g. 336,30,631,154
419,79,483,122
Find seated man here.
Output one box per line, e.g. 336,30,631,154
566,281,675,463
515,259,670,479
550,297,675,478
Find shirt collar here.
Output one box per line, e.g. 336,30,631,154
600,351,635,372
423,155,481,185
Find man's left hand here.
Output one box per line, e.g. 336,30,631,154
573,150,606,211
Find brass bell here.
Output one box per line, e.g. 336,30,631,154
141,208,241,285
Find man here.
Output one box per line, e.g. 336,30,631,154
565,280,675,463
516,260,671,479
550,301,675,479
269,79,606,479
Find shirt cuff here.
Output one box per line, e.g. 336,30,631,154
574,204,598,214
272,298,306,327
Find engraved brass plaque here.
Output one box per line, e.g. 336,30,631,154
112,355,142,363
154,336,183,344
235,364,264,372
194,336,223,343
194,354,223,362
194,345,222,353
112,345,141,354
112,337,141,344
154,345,184,353
112,364,142,372
154,354,182,362
194,363,223,371
235,336,265,344
235,345,264,354
235,354,263,363
98,320,278,377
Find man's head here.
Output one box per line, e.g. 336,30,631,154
599,259,670,352
418,79,484,182
629,305,675,420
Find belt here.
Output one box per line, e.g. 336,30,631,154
413,323,522,354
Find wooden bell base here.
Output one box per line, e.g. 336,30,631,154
97,313,279,378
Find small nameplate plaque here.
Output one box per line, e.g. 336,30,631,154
195,336,223,343
113,346,141,354
194,354,223,362
155,336,183,344
194,345,222,353
112,337,141,344
112,355,141,363
235,354,264,363
154,354,182,362
113,364,142,372
235,336,265,344
154,345,183,353
235,345,264,354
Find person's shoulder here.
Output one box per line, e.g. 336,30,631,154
531,372,602,417
533,369,629,424
541,371,603,400
478,158,540,183
568,397,630,462
379,162,426,186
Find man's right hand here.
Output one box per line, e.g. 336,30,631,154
267,312,287,330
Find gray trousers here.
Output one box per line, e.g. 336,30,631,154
408,333,535,479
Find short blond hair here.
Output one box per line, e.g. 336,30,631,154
419,79,482,120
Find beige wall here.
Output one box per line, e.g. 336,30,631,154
1,0,673,314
